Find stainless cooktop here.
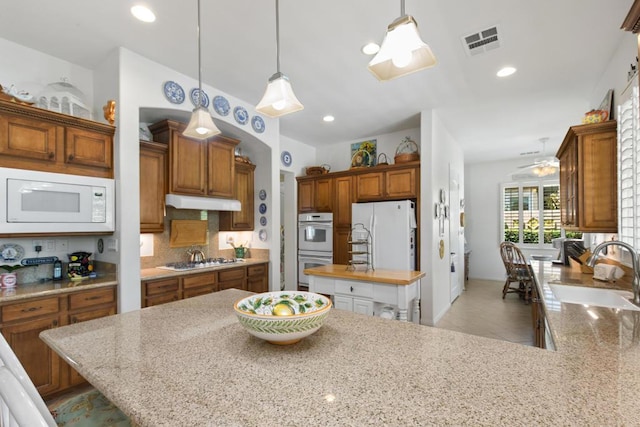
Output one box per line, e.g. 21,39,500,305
157,258,244,271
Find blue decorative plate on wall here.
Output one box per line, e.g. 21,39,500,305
259,189,267,200
233,106,249,125
189,88,209,108
260,216,267,226
163,81,185,104
251,116,266,133
259,203,267,214
212,95,230,116
281,151,292,167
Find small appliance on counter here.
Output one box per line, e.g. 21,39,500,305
67,252,93,280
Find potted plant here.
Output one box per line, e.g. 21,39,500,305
0,264,26,288
230,242,248,259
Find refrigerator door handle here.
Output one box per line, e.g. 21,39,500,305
370,213,376,269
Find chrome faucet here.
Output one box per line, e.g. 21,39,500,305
587,240,640,306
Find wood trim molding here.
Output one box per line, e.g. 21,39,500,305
622,0,640,33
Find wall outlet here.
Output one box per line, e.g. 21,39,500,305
226,235,234,244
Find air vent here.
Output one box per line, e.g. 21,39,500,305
519,150,540,156
462,25,500,56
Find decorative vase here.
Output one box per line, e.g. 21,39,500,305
234,247,246,259
0,273,17,288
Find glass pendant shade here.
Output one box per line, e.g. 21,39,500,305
183,106,220,139
256,72,304,117
368,15,437,81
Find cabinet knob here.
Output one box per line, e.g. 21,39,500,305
71,317,78,324
48,152,55,159
52,320,58,327
68,154,75,161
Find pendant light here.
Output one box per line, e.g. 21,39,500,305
368,0,437,81
183,0,220,139
256,0,304,117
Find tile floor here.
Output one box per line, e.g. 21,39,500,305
436,278,535,346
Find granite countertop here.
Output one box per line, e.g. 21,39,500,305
141,258,268,281
0,274,118,303
40,287,640,426
304,264,425,285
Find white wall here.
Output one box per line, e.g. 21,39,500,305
316,128,420,172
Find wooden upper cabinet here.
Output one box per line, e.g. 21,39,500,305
65,126,112,171
334,176,353,228
207,136,237,198
0,100,114,177
556,121,617,232
140,140,168,233
354,164,418,202
149,119,239,198
297,176,333,212
220,160,256,231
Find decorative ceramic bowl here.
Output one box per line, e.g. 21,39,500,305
234,291,332,345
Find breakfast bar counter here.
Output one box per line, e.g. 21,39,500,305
41,288,640,426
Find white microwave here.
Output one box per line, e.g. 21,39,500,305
0,167,115,234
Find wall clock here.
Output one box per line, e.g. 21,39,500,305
281,151,292,167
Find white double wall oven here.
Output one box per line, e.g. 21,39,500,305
297,212,333,290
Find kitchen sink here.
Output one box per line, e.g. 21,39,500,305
549,284,640,311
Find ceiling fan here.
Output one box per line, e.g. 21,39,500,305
516,138,559,177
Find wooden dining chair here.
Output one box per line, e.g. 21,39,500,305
499,241,535,302
0,332,131,426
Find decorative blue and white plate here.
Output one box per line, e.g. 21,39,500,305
233,106,249,125
213,95,230,116
163,81,185,104
251,115,266,133
259,229,268,242
260,216,267,226
280,151,292,167
189,88,209,108
259,189,267,200
259,203,267,214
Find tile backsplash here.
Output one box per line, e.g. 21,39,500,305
140,207,269,269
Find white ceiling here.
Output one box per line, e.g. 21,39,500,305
0,0,634,163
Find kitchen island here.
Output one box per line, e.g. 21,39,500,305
41,288,640,426
304,264,424,322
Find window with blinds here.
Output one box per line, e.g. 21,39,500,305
617,85,639,247
501,182,561,246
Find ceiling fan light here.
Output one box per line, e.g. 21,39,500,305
368,15,437,81
256,72,304,118
183,106,220,139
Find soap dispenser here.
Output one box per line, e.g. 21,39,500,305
53,259,62,281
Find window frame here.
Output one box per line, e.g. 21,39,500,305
500,180,562,248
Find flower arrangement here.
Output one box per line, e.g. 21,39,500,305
230,241,249,258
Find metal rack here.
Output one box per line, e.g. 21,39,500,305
346,223,373,271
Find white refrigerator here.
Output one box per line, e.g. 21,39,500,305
351,200,417,270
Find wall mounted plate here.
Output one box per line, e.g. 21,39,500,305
163,81,185,104
260,216,267,226
212,95,230,116
259,229,268,241
233,106,249,125
281,151,292,167
259,203,267,214
251,115,266,133
189,88,209,108
259,189,267,200
0,244,24,261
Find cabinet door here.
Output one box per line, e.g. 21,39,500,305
386,167,417,198
220,162,255,231
355,172,384,201
247,264,269,293
207,137,238,198
142,278,180,307
314,177,333,212
68,306,116,386
171,132,207,195
65,127,113,171
298,180,315,212
2,316,61,396
333,295,353,312
579,131,617,231
352,298,374,316
219,267,246,291
140,141,167,233
333,227,351,265
0,113,58,162
334,176,353,228
558,139,577,227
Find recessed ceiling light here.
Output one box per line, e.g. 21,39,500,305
131,5,156,23
323,115,335,122
361,42,380,55
496,66,516,77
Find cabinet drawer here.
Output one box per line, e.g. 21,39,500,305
183,273,216,289
145,293,179,307
219,279,245,291
183,285,217,299
335,280,373,298
2,297,59,322
69,306,116,324
247,264,265,276
68,287,115,311
144,278,180,296
218,267,245,282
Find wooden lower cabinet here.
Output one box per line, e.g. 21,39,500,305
142,263,270,308
247,264,269,293
334,227,351,265
0,285,118,399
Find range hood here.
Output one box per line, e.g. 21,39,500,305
165,194,241,211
